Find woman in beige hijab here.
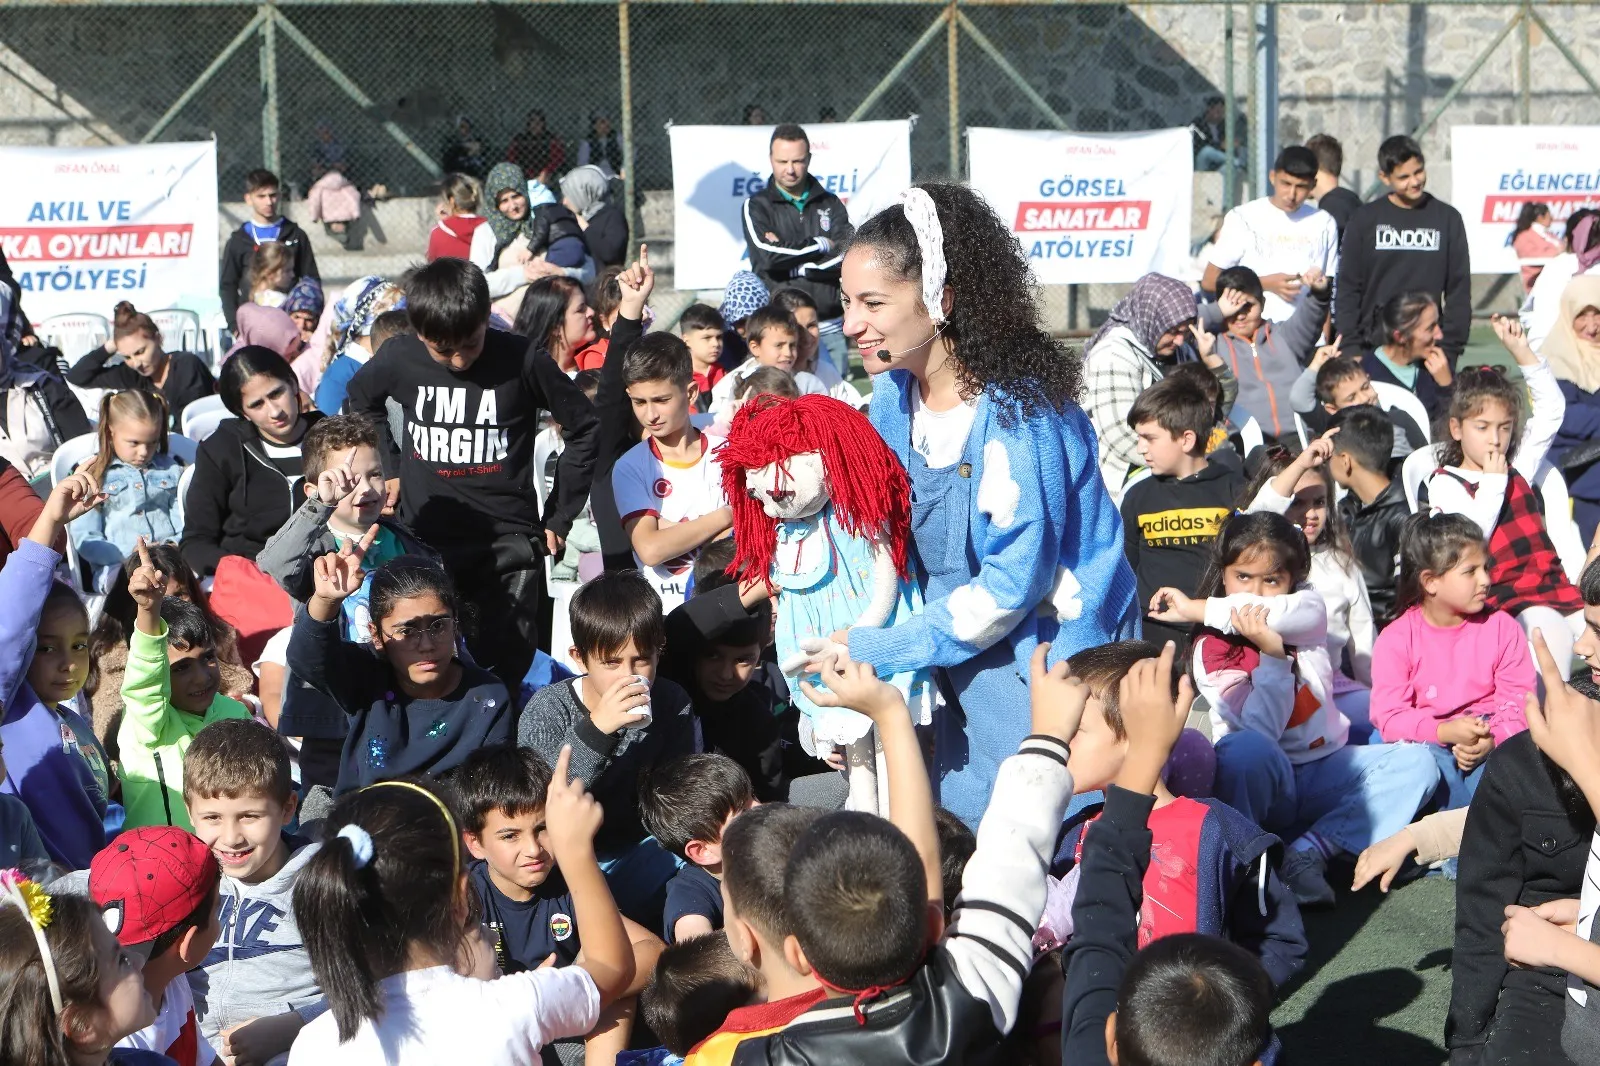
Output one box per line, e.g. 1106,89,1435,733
1542,273,1600,541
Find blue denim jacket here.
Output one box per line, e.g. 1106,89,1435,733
70,454,186,567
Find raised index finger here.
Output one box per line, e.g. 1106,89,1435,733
638,243,650,272
135,535,153,571
1531,629,1566,692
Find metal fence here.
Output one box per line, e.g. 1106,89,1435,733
6,0,1600,268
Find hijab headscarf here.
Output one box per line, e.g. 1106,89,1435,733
719,271,770,325
485,162,557,255
1576,214,1600,276
1086,273,1197,356
1543,273,1600,394
325,276,406,368
560,165,610,222
228,304,306,361
283,276,325,319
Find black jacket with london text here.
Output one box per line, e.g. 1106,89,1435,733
726,735,1074,1066
1121,461,1245,644
742,174,853,320
1335,193,1471,360
218,219,319,331
344,329,599,551
180,410,326,577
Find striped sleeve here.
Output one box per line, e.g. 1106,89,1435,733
942,736,1074,1033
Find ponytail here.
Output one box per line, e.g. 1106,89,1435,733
1395,512,1483,613
88,389,170,482
292,780,471,1042
0,893,112,1066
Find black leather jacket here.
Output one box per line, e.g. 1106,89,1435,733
1339,478,1409,625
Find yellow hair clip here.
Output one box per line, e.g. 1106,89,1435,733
17,879,52,930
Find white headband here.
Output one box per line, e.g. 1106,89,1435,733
1,870,61,1014
900,188,948,325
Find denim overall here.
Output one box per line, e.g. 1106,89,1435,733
907,439,1035,825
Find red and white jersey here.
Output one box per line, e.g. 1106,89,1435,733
612,432,728,608
118,974,218,1066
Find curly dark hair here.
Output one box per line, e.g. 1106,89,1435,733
848,181,1082,424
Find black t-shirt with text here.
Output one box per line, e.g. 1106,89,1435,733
345,329,599,549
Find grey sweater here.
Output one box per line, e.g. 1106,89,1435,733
189,839,328,1043
516,677,698,859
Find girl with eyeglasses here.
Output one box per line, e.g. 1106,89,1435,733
287,529,513,795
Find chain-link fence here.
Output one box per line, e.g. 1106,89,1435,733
6,0,1600,317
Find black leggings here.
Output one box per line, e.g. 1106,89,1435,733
444,532,548,694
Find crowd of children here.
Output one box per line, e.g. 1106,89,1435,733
8,124,1600,1066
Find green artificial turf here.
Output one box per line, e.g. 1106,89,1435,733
1274,870,1457,1064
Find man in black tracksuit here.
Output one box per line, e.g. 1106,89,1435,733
741,123,853,324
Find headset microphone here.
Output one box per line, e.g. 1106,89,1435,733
871,320,949,361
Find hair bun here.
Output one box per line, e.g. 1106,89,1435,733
112,301,138,322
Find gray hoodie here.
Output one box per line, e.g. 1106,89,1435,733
189,839,327,1043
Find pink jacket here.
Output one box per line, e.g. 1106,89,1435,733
1368,606,1533,746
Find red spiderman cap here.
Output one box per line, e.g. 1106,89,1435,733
90,827,219,946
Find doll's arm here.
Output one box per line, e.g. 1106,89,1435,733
853,536,900,630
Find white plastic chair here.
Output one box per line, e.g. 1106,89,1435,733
148,309,202,354
36,313,110,358
1400,442,1444,512
1537,463,1588,583
1293,412,1311,451
50,433,103,595
1372,381,1433,445
181,395,233,441
1238,417,1265,457
176,462,196,535
68,384,109,425
531,425,562,517
202,310,233,372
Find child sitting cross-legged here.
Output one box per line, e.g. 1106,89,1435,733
445,744,664,1065
1369,513,1534,810
1048,640,1307,989
288,756,636,1064
182,718,323,1064
516,570,697,920
1060,647,1276,1066
118,537,252,831
1148,512,1440,907
288,538,513,793
710,645,1081,1062
638,753,756,944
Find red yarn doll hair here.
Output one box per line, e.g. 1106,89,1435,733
716,393,912,592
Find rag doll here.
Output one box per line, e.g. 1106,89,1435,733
718,393,932,812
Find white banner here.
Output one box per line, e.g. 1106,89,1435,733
669,121,912,291
1451,125,1600,274
968,127,1193,284
0,141,220,320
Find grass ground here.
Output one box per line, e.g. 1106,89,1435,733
1275,869,1456,1063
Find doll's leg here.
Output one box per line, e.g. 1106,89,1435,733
845,732,879,814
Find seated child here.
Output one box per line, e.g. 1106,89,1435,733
708,306,826,415
1049,640,1307,988
527,198,589,269
550,369,603,584
0,473,114,868
1148,512,1440,907
313,277,406,416
1296,355,1423,456
640,932,759,1059
1060,647,1275,1066
716,647,1078,1061
710,365,801,437
117,539,252,831
613,333,732,607
516,571,697,900
933,806,975,924
638,753,756,943
1162,361,1239,465
71,390,186,570
1243,436,1378,729
769,287,863,408
0,870,169,1065
1328,405,1411,623
289,546,512,792
249,242,295,309
288,761,636,1061
716,270,769,370
1423,314,1585,669
574,268,622,372
1200,264,1331,441
88,541,255,757
90,825,224,1066
1370,513,1534,810
258,413,433,606
182,719,323,1062
678,303,727,408
685,803,823,1064
660,541,824,799
448,744,665,1063
1121,375,1245,651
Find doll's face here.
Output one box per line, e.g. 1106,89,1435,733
744,452,828,521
